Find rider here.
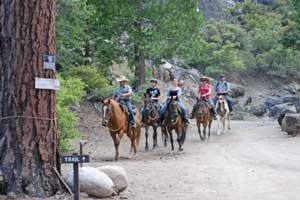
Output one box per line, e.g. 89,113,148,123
141,78,161,123
190,76,216,119
113,76,136,128
213,74,233,113
160,78,189,126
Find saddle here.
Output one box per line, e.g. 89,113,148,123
197,99,211,109
119,103,136,116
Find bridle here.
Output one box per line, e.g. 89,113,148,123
102,103,121,132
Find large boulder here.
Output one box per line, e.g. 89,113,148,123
264,96,282,109
229,83,245,98
281,114,300,135
282,95,300,112
269,103,297,118
248,104,267,117
65,167,115,198
284,82,300,94
98,165,128,193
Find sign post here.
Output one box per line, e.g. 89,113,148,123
62,153,90,200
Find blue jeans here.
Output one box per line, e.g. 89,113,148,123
213,94,233,112
124,100,135,123
161,100,187,120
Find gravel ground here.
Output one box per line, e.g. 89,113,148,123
3,102,300,200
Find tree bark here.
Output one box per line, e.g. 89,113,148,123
134,45,145,89
0,0,61,197
134,0,145,89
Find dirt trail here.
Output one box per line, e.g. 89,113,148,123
60,102,300,200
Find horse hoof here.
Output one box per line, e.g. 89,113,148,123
145,146,149,151
179,147,183,151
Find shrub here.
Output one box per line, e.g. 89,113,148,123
56,74,86,152
62,65,109,90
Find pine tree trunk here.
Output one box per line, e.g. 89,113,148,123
134,45,145,89
0,0,61,197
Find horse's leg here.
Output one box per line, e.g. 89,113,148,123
222,117,226,134
153,125,158,149
145,125,149,151
163,124,168,147
217,116,221,135
169,129,174,151
228,114,231,130
198,122,204,141
110,133,120,161
203,122,207,140
208,120,212,138
177,128,183,151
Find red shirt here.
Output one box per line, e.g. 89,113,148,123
198,84,211,99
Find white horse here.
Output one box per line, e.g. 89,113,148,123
216,95,231,135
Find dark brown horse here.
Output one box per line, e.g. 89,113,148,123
162,97,186,151
143,93,160,150
102,99,141,160
195,98,213,141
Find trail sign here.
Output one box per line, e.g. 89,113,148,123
62,153,90,200
62,155,89,164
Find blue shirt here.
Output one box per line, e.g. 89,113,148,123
115,85,132,100
215,81,229,93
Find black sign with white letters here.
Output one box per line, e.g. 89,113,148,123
61,155,90,164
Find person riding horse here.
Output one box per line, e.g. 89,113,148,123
113,76,136,128
190,76,216,119
141,78,161,123
213,74,233,113
160,78,189,126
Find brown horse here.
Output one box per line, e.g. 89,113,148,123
102,99,141,160
162,97,186,151
195,98,213,141
143,93,160,150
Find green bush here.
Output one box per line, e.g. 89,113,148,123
62,65,109,90
56,74,86,152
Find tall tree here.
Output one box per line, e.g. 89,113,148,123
88,0,204,87
0,0,61,196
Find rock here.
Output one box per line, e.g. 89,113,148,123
230,111,256,121
65,167,114,198
98,165,128,193
284,82,300,94
162,69,171,82
281,114,300,135
161,61,172,70
248,104,267,117
282,95,300,112
278,113,285,126
229,83,245,98
70,103,81,112
269,103,297,118
264,96,282,109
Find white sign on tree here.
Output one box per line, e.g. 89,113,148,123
35,78,60,90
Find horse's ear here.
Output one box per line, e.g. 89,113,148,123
108,99,111,104
144,93,146,97
101,99,104,104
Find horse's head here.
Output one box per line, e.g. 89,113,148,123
217,95,227,113
143,93,152,112
167,98,180,122
197,98,209,117
102,99,113,127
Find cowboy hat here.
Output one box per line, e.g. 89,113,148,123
200,76,210,83
150,78,158,83
116,76,129,82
